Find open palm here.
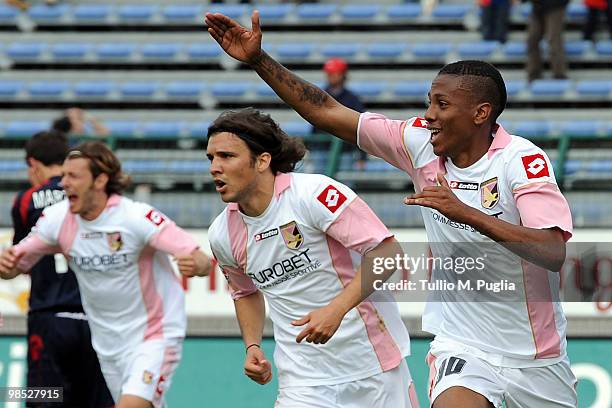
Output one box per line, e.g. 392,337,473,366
205,11,262,64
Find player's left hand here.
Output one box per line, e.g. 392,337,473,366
292,304,345,345
404,173,473,223
176,250,214,277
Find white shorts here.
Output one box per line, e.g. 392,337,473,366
98,338,183,408
426,340,577,408
275,359,420,408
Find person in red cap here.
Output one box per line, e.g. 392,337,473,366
320,58,368,169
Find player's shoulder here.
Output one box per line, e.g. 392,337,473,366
209,207,229,238
41,199,69,218
504,134,546,156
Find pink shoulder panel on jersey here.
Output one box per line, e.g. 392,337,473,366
514,182,573,241
14,235,61,271
150,222,199,256
326,197,392,255
138,245,165,340
357,112,414,174
57,212,78,252
223,265,258,300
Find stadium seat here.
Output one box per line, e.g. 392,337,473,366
505,80,527,97
560,121,600,137
576,80,612,96
73,4,112,21
564,160,580,175
296,4,337,20
255,83,277,98
457,41,499,58
211,82,250,97
566,3,587,19
106,121,139,136
366,43,408,58
120,82,159,97
165,81,205,98
74,81,113,97
503,41,527,57
276,43,314,59
588,161,612,173
142,43,182,59
96,43,137,59
7,42,46,59
564,40,591,57
187,43,222,59
118,5,157,21
431,4,471,19
257,4,294,21
0,5,18,22
28,4,69,21
529,79,571,96
142,121,183,138
321,43,360,58
514,120,553,138
412,43,451,58
162,5,202,21
349,81,386,98
28,81,69,97
386,4,421,19
168,160,208,174
282,121,312,136
341,5,381,20
0,81,24,97
189,122,210,139
595,40,612,56
51,43,91,59
393,81,430,97
5,121,48,137
205,5,247,19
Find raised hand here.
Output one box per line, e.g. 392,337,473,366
205,10,263,64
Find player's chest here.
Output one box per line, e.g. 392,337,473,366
67,226,140,271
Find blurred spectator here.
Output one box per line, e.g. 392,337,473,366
315,58,368,170
526,0,569,81
583,0,612,40
6,0,57,10
479,0,513,43
51,108,109,138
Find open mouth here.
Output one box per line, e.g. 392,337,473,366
429,127,441,143
214,179,227,192
67,193,78,203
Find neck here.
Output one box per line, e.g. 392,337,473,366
81,192,109,221
37,165,63,184
451,127,494,168
238,172,276,217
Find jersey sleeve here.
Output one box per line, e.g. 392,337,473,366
507,145,573,240
300,176,358,233
357,112,432,176
13,207,62,271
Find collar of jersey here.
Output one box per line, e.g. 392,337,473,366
228,173,292,212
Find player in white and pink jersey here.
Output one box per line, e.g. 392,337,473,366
206,108,419,408
205,12,577,408
0,141,212,408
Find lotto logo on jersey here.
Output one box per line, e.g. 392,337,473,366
521,154,549,179
145,209,166,227
449,181,478,190
412,117,428,128
317,185,347,213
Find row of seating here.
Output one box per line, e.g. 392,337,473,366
0,3,592,26
4,40,611,63
0,79,610,102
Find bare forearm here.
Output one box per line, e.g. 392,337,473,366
234,291,266,346
463,207,566,271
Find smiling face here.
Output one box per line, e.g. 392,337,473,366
206,132,264,204
61,157,107,219
425,74,492,160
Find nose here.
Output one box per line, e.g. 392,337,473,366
209,157,221,175
61,175,69,188
424,103,436,123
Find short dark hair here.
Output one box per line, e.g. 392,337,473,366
51,116,72,134
66,141,131,195
438,60,507,123
207,108,307,174
25,130,68,166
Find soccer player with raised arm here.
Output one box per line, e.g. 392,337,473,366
205,11,577,408
0,141,213,408
206,108,419,408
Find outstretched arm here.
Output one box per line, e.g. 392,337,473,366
205,11,360,144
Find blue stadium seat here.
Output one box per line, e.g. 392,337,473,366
431,4,471,19
7,42,46,59
457,41,499,58
564,160,580,175
165,81,205,98
120,82,159,97
189,122,210,139
51,43,91,59
28,81,69,97
560,121,600,137
187,43,222,59
168,160,208,174
503,41,527,57
142,121,183,138
366,43,407,58
211,82,250,97
282,121,312,136
276,43,314,58
321,43,360,58
73,4,112,21
74,81,113,97
517,3,532,18
296,4,337,20
0,160,26,171
206,5,248,19
349,81,386,98
514,121,553,138
142,43,181,59
576,80,612,96
505,80,526,97
566,3,587,19
341,5,381,20
162,5,202,21
257,4,294,21
255,83,277,98
595,40,612,56
386,4,421,19
0,81,24,97
5,121,48,137
530,79,571,96
118,5,157,21
588,161,612,173
0,5,18,22
106,121,139,136
412,43,451,58
607,123,612,137
97,43,136,59
393,81,430,97
564,40,591,56
28,4,69,21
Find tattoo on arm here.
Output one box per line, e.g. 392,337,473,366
252,52,329,107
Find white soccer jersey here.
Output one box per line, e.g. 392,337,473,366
209,172,411,388
14,195,197,359
358,112,573,368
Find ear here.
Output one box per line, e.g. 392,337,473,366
26,157,38,169
93,172,109,192
474,102,492,126
256,152,272,173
